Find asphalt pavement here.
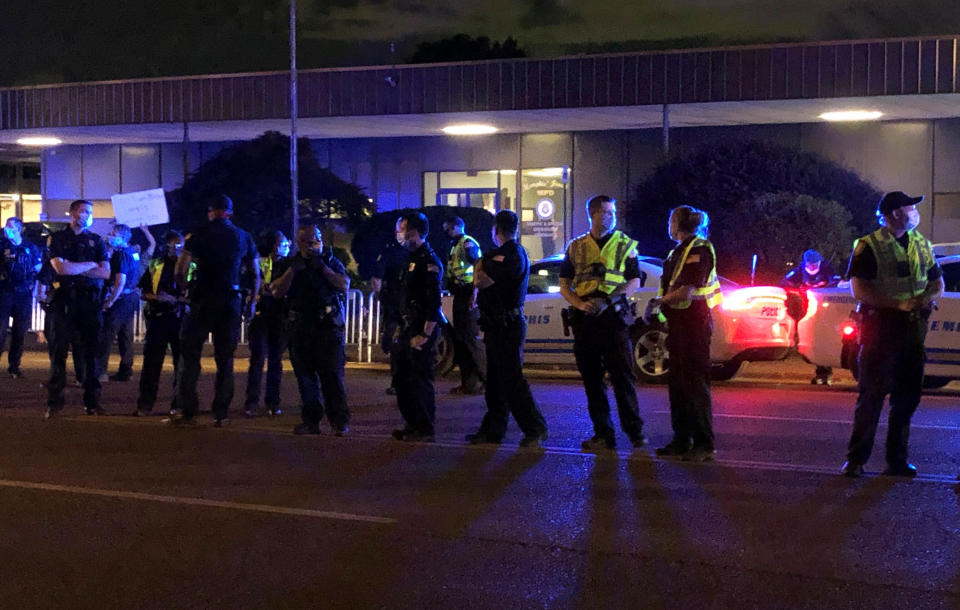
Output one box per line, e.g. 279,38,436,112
0,351,958,609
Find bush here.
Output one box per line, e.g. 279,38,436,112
627,139,882,275
351,207,496,281
167,131,375,235
711,192,856,284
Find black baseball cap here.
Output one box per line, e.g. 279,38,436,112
877,191,923,216
208,194,234,212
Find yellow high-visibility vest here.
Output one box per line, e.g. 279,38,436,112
659,237,722,309
856,227,933,300
447,234,480,286
567,230,639,297
147,258,194,295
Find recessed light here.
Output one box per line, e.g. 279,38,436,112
818,110,883,122
442,124,497,136
16,136,62,146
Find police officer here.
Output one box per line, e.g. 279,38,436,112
370,231,407,395
98,224,144,382
134,230,191,416
244,231,291,417
466,210,548,447
647,205,723,462
559,195,646,452
391,212,443,442
0,217,42,378
271,225,350,435
169,195,259,427
782,249,839,385
443,216,485,394
45,199,111,418
841,191,943,478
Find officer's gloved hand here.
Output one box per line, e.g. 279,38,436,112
308,254,327,271
643,298,662,325
590,297,608,316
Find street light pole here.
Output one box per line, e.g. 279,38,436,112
289,0,299,240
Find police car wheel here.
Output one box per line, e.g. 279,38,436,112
710,359,743,381
631,323,670,384
923,376,950,390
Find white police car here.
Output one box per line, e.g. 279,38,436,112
798,254,960,389
442,254,796,383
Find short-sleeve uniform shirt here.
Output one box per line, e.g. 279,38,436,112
184,219,257,298
48,227,107,290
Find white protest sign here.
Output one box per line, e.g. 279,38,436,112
111,188,170,226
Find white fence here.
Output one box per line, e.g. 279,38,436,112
26,289,385,363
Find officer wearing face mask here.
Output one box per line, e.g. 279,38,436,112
559,195,647,452
45,199,111,418
244,231,291,418
840,191,943,478
269,225,350,435
134,230,192,416
0,217,42,379
97,224,143,382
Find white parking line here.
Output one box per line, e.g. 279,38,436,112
652,411,960,431
0,479,396,524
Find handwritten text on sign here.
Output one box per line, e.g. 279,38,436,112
111,189,170,227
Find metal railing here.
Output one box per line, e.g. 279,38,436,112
24,289,384,363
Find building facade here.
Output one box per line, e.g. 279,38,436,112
3,35,960,254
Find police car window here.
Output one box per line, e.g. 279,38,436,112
942,259,960,292
528,262,561,294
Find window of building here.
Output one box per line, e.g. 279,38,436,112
519,167,569,260
423,170,518,216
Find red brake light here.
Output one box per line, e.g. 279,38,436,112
842,324,856,336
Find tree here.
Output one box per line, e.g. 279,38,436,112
168,131,375,236
711,192,856,284
351,206,495,282
626,140,882,279
407,34,526,64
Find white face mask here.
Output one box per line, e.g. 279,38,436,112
903,209,920,232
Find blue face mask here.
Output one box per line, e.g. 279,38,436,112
3,227,15,241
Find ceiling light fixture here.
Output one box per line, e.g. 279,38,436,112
818,110,883,122
441,124,498,136
16,136,62,146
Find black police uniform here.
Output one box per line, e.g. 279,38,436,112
473,239,547,442
0,234,41,376
285,249,350,432
781,259,837,290
136,252,186,414
660,237,716,454
782,259,839,383
245,255,289,415
845,234,941,470
373,241,407,358
175,218,257,422
392,241,443,439
46,226,108,413
98,245,143,380
36,259,86,383
560,238,645,448
447,234,485,393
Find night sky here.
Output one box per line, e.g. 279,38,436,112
2,0,959,87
